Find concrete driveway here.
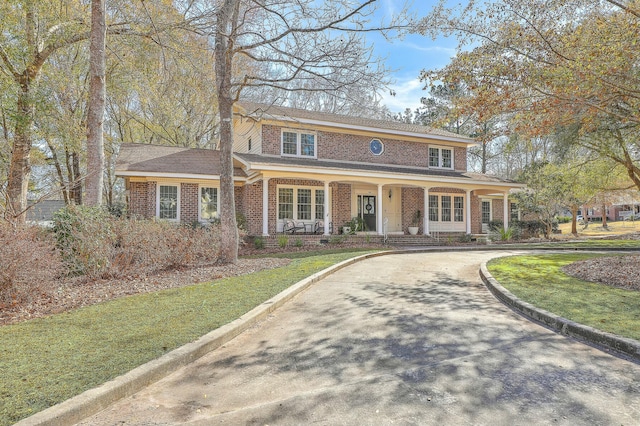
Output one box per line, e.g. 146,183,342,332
79,251,640,425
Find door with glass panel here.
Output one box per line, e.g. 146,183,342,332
357,195,376,232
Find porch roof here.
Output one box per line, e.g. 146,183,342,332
116,143,247,179
234,153,523,189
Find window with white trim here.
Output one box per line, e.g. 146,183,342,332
281,129,316,158
454,196,464,222
278,186,325,220
428,146,453,169
429,195,439,222
158,184,179,220
481,200,492,224
429,194,465,222
200,187,219,222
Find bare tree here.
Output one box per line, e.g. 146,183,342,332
205,0,410,263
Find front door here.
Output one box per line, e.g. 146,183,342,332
358,195,376,232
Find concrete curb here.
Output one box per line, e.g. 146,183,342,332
15,250,393,426
480,261,640,362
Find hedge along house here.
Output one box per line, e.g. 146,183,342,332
116,101,524,239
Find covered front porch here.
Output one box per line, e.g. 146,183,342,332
243,170,518,237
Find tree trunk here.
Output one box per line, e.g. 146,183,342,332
85,0,106,206
214,0,241,264
571,204,578,236
71,151,83,205
601,203,608,227
6,88,34,222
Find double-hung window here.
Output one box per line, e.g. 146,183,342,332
429,194,465,223
158,184,179,220
278,186,325,221
200,187,219,222
428,146,453,169
281,130,316,158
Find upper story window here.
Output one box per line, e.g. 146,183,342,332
281,129,316,158
429,146,453,169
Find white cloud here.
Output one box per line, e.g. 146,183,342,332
381,77,425,113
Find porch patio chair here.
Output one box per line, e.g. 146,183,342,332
314,220,333,234
283,219,305,234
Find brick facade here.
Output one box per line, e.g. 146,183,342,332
126,178,509,237
180,183,199,223
128,180,156,219
402,188,423,234
241,182,263,235
332,183,352,230
261,124,468,172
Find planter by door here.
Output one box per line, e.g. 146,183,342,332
408,226,419,235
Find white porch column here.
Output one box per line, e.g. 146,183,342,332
324,181,330,235
377,184,384,235
466,189,472,234
423,187,430,235
262,178,270,236
503,192,509,231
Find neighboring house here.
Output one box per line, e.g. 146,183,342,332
116,102,524,237
26,199,66,225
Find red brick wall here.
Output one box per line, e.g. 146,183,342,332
180,183,199,223
261,124,468,171
470,193,481,234
240,182,263,235
493,198,505,223
128,180,156,219
402,188,424,234
332,183,352,231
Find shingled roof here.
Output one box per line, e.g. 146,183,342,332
235,101,475,143
234,153,520,186
116,143,246,178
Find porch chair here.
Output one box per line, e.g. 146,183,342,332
314,220,333,234
283,219,305,234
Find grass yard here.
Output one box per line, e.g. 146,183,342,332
487,253,640,342
556,219,640,237
0,250,379,426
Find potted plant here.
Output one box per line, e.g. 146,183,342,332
408,209,421,235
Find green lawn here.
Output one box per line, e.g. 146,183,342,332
487,253,640,341
0,250,378,425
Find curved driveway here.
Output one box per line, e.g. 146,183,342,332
80,251,640,425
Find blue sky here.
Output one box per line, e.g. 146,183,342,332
369,0,459,114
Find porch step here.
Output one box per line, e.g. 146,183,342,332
384,235,442,246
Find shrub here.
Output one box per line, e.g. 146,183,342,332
110,220,221,276
458,233,473,243
509,220,547,239
52,206,222,279
294,237,303,247
277,235,289,248
52,205,116,277
498,227,514,241
254,236,265,249
0,223,62,306
329,235,344,245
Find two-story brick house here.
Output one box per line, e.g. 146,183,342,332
117,101,523,237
